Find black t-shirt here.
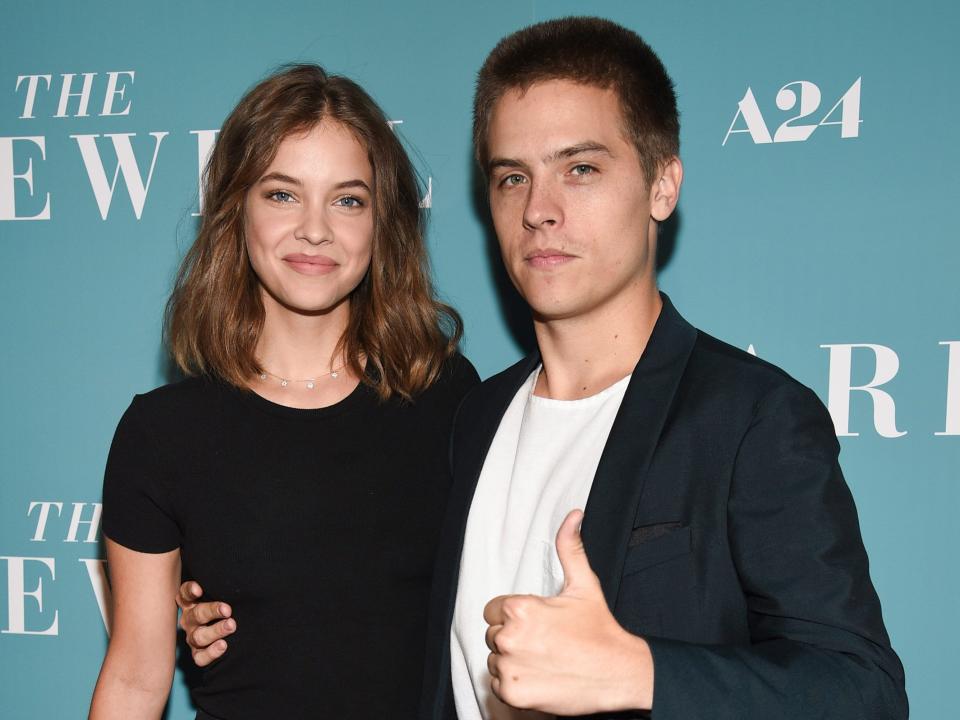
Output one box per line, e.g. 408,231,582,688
102,354,479,719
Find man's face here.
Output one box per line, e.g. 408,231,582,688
485,79,676,323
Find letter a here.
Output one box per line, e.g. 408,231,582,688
722,88,772,146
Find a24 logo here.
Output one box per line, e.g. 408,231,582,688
722,78,862,146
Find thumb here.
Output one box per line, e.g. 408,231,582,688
555,509,601,595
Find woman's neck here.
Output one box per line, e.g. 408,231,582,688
251,297,361,409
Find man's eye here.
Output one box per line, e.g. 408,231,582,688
267,190,294,203
501,174,526,187
571,164,596,176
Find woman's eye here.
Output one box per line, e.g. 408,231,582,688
335,196,365,208
267,190,294,203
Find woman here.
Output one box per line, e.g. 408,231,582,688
89,64,478,719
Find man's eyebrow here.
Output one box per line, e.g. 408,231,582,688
487,143,614,175
487,157,529,174
546,142,613,163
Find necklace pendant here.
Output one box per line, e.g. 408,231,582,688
280,379,289,387
306,380,315,389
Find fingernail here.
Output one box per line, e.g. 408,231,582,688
225,619,236,632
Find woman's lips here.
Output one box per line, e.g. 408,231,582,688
283,253,339,275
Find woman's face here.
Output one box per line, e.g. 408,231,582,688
244,120,374,318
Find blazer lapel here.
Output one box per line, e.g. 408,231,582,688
581,294,698,609
422,353,540,720
447,356,540,523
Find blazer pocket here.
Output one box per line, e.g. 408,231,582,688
622,524,691,576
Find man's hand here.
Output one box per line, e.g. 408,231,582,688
483,509,654,715
176,581,235,667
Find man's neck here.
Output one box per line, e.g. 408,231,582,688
532,287,662,401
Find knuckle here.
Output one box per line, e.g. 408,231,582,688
494,628,515,654
503,595,531,619
498,673,519,706
194,604,211,625
204,602,222,623
213,619,229,639
502,597,521,616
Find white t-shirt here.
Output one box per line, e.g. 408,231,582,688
450,366,631,720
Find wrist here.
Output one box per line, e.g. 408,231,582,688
610,630,654,711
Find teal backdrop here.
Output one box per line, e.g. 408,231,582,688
1,1,957,717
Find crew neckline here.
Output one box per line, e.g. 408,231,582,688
526,364,632,408
238,377,372,420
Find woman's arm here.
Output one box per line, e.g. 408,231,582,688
89,538,181,720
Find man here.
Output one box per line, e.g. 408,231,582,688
181,17,907,719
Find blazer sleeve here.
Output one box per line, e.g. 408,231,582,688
645,382,908,719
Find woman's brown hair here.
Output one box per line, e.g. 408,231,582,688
166,64,461,400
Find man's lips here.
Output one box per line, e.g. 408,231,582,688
283,253,339,275
524,249,577,268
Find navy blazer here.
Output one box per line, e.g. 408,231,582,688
421,295,907,719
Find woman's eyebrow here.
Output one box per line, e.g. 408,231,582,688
257,171,302,186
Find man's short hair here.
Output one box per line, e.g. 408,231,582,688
473,16,679,185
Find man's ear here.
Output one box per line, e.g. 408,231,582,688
651,156,683,222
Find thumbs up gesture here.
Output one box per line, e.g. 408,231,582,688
482,510,654,714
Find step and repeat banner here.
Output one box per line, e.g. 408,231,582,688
1,1,956,717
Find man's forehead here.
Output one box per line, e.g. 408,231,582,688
487,80,632,161
496,77,618,108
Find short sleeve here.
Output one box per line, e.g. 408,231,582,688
444,352,481,399
101,397,180,553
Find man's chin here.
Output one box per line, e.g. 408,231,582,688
529,301,587,324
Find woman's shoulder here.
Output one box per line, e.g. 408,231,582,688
400,351,480,412
433,351,481,398
125,374,236,427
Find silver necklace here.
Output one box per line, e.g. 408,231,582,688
258,364,344,389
